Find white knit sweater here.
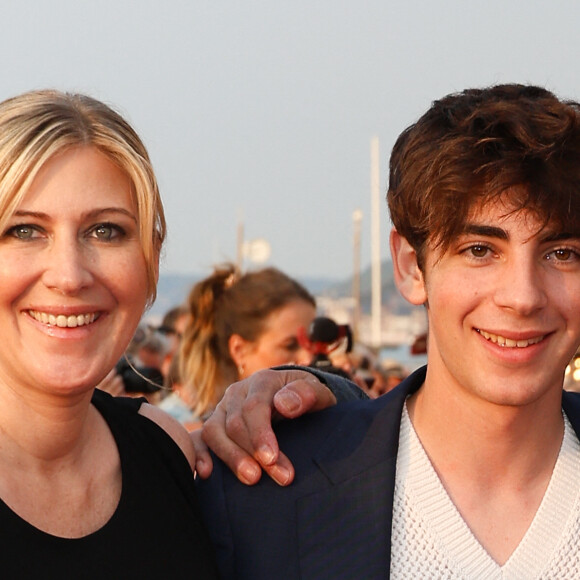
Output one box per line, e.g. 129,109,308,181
390,403,580,579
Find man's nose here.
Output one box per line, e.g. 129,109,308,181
493,258,548,315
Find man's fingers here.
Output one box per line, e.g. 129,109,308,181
261,452,295,487
202,406,263,485
273,375,337,417
228,379,283,466
190,429,213,480
199,367,338,486
214,372,282,464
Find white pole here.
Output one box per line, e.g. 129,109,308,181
352,209,363,340
370,137,381,348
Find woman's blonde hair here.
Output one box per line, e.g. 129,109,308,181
0,89,165,305
180,263,315,417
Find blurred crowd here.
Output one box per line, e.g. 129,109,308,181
98,262,423,428
102,262,580,428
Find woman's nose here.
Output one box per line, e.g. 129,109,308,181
41,239,94,295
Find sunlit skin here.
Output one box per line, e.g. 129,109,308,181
409,199,580,416
0,146,150,412
0,144,206,541
392,195,580,563
238,299,316,377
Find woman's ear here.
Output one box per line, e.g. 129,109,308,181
228,334,248,368
390,230,428,306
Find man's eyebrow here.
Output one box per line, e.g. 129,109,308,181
461,224,509,240
540,231,579,243
461,225,579,243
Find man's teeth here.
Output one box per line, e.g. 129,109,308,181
29,311,96,328
478,329,544,348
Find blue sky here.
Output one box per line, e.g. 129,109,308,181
2,0,579,280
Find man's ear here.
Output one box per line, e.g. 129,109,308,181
390,229,427,306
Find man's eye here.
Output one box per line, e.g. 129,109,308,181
555,249,571,260
469,245,489,258
549,248,579,262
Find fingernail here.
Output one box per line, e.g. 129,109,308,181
276,389,301,414
257,445,276,465
238,461,261,485
270,465,292,486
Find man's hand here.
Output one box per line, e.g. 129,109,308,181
195,368,337,486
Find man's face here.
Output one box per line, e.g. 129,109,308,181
413,197,580,409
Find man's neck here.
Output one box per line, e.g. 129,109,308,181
407,371,564,483
406,372,565,564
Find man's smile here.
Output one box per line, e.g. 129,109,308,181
476,329,546,348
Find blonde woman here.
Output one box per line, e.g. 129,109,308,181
0,90,218,577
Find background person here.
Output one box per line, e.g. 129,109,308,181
99,306,187,399
180,262,316,420
157,303,190,377
159,352,203,431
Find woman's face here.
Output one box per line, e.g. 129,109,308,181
0,146,150,399
239,299,316,377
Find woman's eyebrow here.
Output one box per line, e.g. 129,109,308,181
84,207,138,222
12,207,137,222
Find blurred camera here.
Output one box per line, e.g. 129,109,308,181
299,317,354,379
115,357,163,394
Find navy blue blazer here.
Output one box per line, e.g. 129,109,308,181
196,367,580,580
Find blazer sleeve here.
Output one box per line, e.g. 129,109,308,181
273,365,369,403
196,458,237,579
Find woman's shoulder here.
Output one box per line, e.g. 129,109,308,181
91,388,195,471
138,403,196,472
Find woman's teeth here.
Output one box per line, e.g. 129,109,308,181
29,311,97,328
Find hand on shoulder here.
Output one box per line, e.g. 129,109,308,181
199,367,341,486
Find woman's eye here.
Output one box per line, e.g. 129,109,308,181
90,223,124,240
7,225,38,240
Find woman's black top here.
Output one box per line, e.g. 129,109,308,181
0,389,219,579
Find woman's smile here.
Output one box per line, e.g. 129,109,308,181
28,310,98,328
0,146,149,395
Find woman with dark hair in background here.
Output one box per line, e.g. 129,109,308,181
180,262,316,420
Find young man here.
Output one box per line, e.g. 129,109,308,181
196,84,580,579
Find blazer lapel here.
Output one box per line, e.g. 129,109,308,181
295,368,426,579
293,374,579,579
